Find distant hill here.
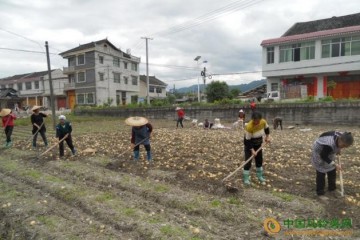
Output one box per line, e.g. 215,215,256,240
175,79,266,93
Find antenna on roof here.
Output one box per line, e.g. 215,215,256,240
126,48,131,54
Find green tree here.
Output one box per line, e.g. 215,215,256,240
229,88,241,99
206,81,230,103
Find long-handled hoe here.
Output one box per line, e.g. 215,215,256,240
222,143,265,192
36,134,69,159
338,155,344,197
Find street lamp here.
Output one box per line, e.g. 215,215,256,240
194,56,201,102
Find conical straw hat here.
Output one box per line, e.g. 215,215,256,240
31,105,41,111
0,108,11,117
125,116,149,127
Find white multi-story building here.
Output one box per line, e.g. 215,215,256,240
139,75,167,102
60,39,141,107
261,13,360,99
0,69,68,109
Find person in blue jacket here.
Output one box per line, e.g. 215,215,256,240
56,115,76,157
125,116,153,162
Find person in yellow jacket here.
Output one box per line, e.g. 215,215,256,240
243,111,270,185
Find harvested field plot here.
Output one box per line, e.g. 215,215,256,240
1,117,359,239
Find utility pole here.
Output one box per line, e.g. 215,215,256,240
141,37,153,104
45,41,56,130
194,56,201,102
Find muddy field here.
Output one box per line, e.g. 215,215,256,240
0,117,359,239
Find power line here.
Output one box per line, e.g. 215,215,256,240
0,27,45,52
149,0,266,37
0,47,59,55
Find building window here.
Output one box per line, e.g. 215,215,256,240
77,54,85,65
149,86,155,93
69,74,75,83
113,73,121,83
77,93,95,105
68,57,76,66
0,85,5,89
280,42,315,62
124,76,128,84
113,57,120,67
131,76,138,85
77,94,85,104
87,93,94,104
124,62,128,69
99,72,104,81
34,81,39,89
156,87,162,93
271,83,278,91
77,72,86,83
99,56,104,64
267,47,274,64
322,36,360,58
17,83,23,91
25,82,32,90
8,84,13,88
131,63,138,71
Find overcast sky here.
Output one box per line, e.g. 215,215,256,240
0,0,359,88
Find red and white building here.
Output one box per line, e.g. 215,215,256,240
261,13,360,99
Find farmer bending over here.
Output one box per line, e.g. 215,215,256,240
56,115,76,157
273,117,283,130
31,105,48,148
243,111,270,185
311,131,353,200
125,116,153,162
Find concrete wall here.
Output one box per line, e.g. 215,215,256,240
74,102,360,125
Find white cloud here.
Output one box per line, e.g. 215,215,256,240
0,0,358,88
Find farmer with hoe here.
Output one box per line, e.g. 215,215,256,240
1,108,17,148
243,111,270,185
311,131,354,200
56,115,76,157
175,107,185,128
31,105,48,148
125,116,153,162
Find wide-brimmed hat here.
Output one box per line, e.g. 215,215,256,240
239,109,244,113
31,105,41,111
0,108,11,117
175,107,182,111
59,115,66,120
125,116,148,127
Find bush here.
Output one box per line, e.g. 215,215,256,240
319,96,334,102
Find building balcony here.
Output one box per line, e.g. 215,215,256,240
63,66,75,74
64,82,75,90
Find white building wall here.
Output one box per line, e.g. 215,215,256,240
262,38,360,78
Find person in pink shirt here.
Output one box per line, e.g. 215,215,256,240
1,108,17,148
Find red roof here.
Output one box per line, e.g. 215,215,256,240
261,25,360,46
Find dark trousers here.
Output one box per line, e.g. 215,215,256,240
4,126,13,143
177,117,184,128
134,144,151,152
59,134,75,157
244,144,263,170
33,128,47,146
316,169,336,195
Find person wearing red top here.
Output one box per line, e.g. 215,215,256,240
0,108,17,148
250,100,256,112
175,107,185,128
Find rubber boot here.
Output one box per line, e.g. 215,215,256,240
72,148,77,155
243,170,251,186
6,141,12,148
146,151,152,162
133,150,140,162
32,140,37,149
256,167,266,183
